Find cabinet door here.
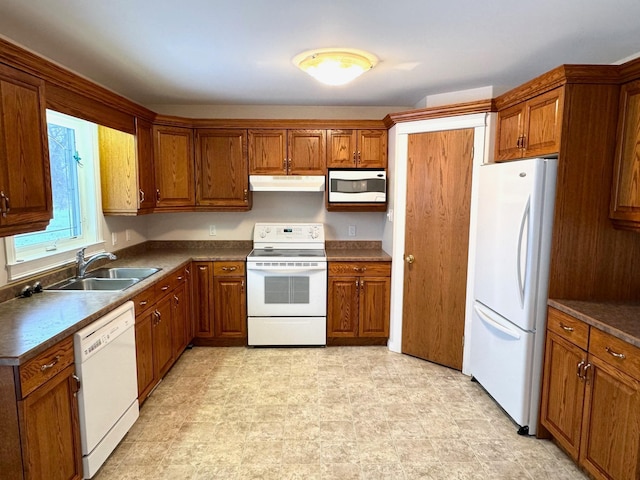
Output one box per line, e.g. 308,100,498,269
327,129,357,167
135,312,155,402
288,129,326,175
327,276,359,337
359,276,390,337
0,64,52,233
171,282,190,357
213,276,246,338
153,295,174,379
523,88,563,157
357,130,388,168
192,262,214,338
580,354,640,480
196,129,250,208
136,118,156,212
610,80,640,224
495,103,525,161
98,126,138,214
248,129,286,174
540,331,587,460
153,125,194,208
18,364,82,480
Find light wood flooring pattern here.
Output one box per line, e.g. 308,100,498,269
95,346,586,479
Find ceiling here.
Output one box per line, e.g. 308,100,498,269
1,0,640,109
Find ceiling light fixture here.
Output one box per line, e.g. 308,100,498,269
293,48,378,86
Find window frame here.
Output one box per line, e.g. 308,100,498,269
4,110,105,281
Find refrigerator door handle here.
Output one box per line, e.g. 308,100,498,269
474,303,521,340
516,197,530,308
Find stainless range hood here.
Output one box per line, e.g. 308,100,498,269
249,175,325,192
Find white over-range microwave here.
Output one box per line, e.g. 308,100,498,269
328,169,387,203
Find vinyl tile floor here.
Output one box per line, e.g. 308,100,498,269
94,346,587,480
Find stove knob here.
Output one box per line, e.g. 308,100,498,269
266,227,271,233
259,229,266,238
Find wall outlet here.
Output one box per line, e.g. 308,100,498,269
111,232,118,245
348,225,357,237
209,225,217,236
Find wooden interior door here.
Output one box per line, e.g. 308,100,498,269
401,128,474,370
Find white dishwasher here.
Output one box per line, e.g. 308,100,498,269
74,301,139,478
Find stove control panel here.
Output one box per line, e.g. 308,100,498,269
253,223,324,244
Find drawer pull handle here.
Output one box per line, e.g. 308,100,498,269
559,323,574,332
139,300,148,306
577,360,585,379
40,355,61,372
222,266,238,272
605,347,626,359
161,285,169,291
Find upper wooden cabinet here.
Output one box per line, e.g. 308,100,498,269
610,80,640,229
248,129,326,175
495,88,564,161
195,129,250,210
153,124,195,209
98,118,155,215
327,129,387,168
0,63,52,236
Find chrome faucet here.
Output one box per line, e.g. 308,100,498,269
76,247,117,278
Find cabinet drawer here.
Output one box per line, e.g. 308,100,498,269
213,262,245,276
133,286,156,315
329,262,390,277
18,336,74,398
589,328,640,380
547,307,589,350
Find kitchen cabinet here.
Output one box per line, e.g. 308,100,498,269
540,307,640,480
495,88,564,161
153,124,195,209
610,80,640,229
327,261,390,344
133,265,191,403
195,129,251,210
248,129,326,175
213,262,247,338
0,63,52,237
192,260,247,346
98,118,155,215
0,336,82,479
327,129,387,168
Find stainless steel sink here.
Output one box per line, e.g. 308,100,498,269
86,267,160,280
47,277,138,291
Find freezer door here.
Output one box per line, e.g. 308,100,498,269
473,158,556,331
469,301,535,429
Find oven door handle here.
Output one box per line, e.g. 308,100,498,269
247,267,326,274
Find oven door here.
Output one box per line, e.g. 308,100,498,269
247,262,327,317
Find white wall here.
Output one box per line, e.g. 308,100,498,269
147,192,385,241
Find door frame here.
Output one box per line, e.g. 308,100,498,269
382,113,494,375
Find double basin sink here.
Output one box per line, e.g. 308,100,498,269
47,267,161,291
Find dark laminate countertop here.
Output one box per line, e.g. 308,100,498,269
548,299,640,349
0,245,251,366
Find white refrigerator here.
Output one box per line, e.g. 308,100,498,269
469,157,557,436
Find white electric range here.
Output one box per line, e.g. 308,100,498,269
246,223,327,346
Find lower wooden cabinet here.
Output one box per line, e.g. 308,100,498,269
327,261,390,345
192,260,247,346
0,337,82,479
133,265,191,404
541,306,640,480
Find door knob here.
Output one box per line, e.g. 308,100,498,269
405,254,415,264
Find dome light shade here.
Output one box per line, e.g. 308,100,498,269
293,48,378,86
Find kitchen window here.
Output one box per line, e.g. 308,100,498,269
4,110,104,280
